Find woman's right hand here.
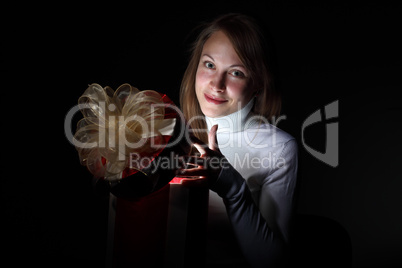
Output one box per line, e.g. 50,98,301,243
176,125,226,187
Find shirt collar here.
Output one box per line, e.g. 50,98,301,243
205,97,255,133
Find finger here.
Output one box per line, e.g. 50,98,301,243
188,133,205,145
188,134,210,153
208,124,219,152
179,156,207,167
176,166,208,178
193,143,207,157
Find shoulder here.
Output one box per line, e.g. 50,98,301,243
243,122,298,175
243,123,298,186
243,120,297,151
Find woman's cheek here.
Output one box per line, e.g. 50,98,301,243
226,79,248,95
195,69,210,88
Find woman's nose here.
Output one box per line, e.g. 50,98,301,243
210,72,226,92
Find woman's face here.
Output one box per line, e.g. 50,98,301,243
195,31,255,118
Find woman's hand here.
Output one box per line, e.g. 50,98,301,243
176,125,226,186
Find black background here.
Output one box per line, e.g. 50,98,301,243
2,1,402,267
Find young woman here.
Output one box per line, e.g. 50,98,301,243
178,14,298,267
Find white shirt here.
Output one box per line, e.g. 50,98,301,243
205,98,298,267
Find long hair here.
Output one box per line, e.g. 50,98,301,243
180,13,281,143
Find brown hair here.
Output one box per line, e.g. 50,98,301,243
180,13,281,143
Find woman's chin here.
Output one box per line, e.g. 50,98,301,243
201,109,224,118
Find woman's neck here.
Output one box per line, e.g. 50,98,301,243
205,97,255,133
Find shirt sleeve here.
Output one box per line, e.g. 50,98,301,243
210,139,298,268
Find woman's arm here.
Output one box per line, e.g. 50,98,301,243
211,162,286,267
211,140,298,267
258,139,298,244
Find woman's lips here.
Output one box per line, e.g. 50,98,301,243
204,93,228,105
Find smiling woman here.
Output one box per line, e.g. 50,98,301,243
181,13,281,144
195,31,254,118
178,13,298,267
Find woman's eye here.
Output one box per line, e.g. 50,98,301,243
230,70,245,78
205,61,215,69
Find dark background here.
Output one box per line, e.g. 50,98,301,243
3,1,401,267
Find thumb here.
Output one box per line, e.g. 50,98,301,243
208,124,219,152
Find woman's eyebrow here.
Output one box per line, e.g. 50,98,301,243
202,54,214,61
229,63,246,69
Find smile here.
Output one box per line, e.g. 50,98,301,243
204,93,228,105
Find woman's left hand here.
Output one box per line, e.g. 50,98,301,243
176,125,226,185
